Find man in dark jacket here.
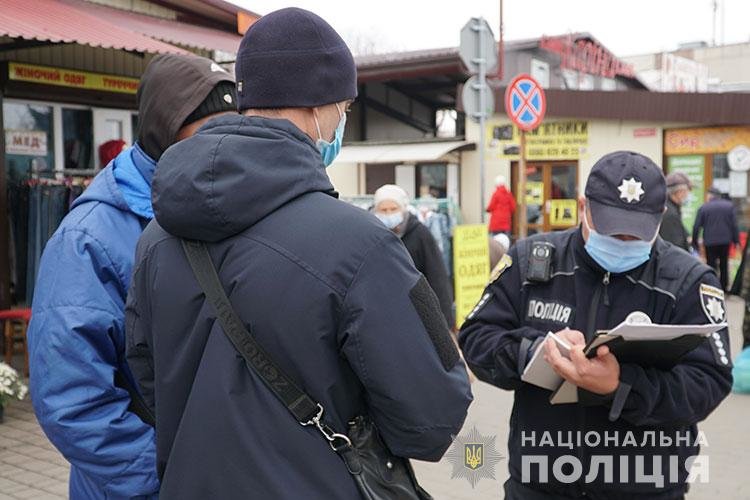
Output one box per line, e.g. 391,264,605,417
27,54,236,499
692,187,740,290
460,151,732,499
125,8,472,499
659,172,691,251
373,184,455,327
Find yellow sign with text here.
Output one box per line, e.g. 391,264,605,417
525,181,544,205
9,62,139,95
487,120,588,160
549,199,578,226
453,225,490,330
664,126,750,155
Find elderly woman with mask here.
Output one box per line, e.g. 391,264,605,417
373,184,455,328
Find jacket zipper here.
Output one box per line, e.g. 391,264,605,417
602,272,611,307
576,273,607,496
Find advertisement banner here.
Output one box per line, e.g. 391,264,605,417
453,225,490,330
665,126,750,155
487,120,588,160
667,155,705,233
9,62,139,95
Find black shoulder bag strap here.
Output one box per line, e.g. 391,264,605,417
180,239,351,448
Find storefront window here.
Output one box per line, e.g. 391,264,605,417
712,154,730,192
3,101,54,181
416,164,447,198
63,108,93,170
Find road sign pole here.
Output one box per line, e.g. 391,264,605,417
518,130,527,238
476,19,487,224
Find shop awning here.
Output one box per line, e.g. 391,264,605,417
0,0,189,55
63,0,243,55
335,140,475,164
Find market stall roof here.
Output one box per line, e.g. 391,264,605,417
335,139,475,164
64,0,244,54
0,0,189,55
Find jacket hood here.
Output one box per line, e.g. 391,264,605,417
402,211,421,237
71,158,131,213
136,53,235,161
153,114,336,242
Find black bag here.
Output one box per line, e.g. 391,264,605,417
181,239,432,500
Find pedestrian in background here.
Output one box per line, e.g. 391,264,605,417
374,184,455,328
126,8,471,498
487,174,516,236
27,54,236,499
659,171,692,251
489,232,510,269
692,187,739,290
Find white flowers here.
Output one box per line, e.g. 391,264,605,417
0,362,28,406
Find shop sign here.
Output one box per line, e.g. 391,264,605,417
488,120,588,160
664,126,750,155
5,130,47,156
9,62,139,95
549,199,578,226
453,225,490,329
667,155,704,233
539,35,635,78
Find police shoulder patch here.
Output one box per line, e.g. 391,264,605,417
489,254,513,284
699,283,726,324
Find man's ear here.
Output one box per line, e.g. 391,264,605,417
578,195,586,215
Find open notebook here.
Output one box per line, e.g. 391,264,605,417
521,312,727,404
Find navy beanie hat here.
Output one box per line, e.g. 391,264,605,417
235,7,358,110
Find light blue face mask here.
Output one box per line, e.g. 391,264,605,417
315,103,346,167
583,209,655,273
375,211,404,230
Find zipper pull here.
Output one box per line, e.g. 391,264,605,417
602,272,610,307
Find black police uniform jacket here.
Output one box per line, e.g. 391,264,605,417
459,227,732,499
125,115,473,499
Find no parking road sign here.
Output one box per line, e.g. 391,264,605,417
505,74,546,131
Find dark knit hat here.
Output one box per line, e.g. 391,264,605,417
182,81,237,127
234,7,357,110
137,54,235,160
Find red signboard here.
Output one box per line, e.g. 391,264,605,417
539,35,635,79
633,128,657,138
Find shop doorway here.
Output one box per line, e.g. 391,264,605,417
511,161,579,235
93,109,133,169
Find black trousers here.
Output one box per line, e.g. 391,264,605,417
705,244,730,291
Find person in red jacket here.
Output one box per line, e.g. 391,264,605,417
487,175,516,236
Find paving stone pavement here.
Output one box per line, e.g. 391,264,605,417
1,297,748,499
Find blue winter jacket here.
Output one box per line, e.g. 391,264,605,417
126,115,473,499
28,144,160,500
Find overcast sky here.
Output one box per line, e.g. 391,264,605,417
231,0,750,57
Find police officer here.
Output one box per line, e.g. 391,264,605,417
459,151,733,499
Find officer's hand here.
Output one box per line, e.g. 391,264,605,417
554,328,585,346
545,342,620,396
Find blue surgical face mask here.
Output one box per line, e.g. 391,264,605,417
315,103,345,167
375,211,404,230
582,209,655,273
